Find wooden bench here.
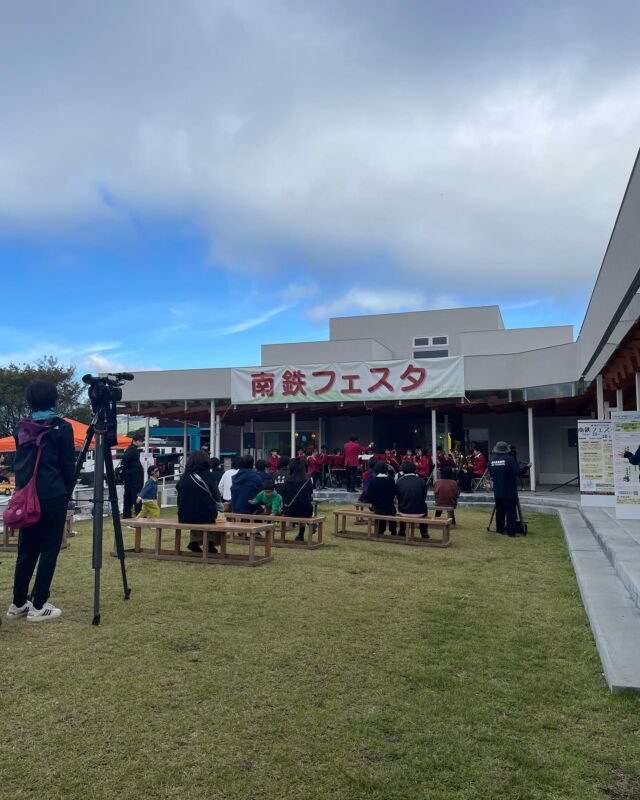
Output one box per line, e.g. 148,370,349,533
118,518,274,567
433,505,456,526
333,508,451,548
1,510,73,552
225,513,325,549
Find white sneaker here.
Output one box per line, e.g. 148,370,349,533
27,602,62,622
6,600,33,619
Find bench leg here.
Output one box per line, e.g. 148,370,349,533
134,527,142,553
248,533,256,565
317,520,323,545
203,531,209,560
280,521,286,543
155,528,162,555
174,529,181,555
264,529,272,558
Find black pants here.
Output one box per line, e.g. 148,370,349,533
345,466,358,492
398,516,429,538
13,495,68,609
123,483,142,519
374,515,397,535
495,497,517,534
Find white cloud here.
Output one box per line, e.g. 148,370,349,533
209,304,292,337
0,0,639,319
307,288,426,322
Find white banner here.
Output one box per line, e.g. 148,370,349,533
577,420,614,506
231,358,465,405
611,411,640,519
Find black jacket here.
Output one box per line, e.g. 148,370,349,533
14,416,76,500
231,468,264,513
177,469,221,524
395,474,428,515
273,468,289,496
282,478,313,518
489,454,527,499
121,444,144,489
364,474,397,514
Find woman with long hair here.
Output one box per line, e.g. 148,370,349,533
177,450,223,554
282,457,314,541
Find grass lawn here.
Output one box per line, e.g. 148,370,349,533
1,505,640,800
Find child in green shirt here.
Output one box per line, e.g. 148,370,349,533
249,481,282,515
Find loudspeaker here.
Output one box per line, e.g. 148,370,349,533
243,432,256,449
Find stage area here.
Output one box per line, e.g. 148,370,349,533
1,507,639,800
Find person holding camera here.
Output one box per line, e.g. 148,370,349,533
489,441,531,536
121,433,144,518
6,380,76,622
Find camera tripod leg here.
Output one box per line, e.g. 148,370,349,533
92,427,105,625
487,504,496,532
104,450,131,601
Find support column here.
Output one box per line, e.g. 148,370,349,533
527,407,536,492
215,414,221,459
616,389,623,413
596,374,605,419
291,411,296,457
182,421,188,471
209,400,215,457
431,408,438,482
317,417,323,450
604,401,610,420
636,373,640,412
144,416,150,454
444,414,449,453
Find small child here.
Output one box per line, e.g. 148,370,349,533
249,480,282,515
137,466,161,519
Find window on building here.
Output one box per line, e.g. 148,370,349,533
413,349,449,359
431,335,448,346
413,336,430,347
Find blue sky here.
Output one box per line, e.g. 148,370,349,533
1,1,639,374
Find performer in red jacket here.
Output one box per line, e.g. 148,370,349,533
268,449,280,473
343,436,373,492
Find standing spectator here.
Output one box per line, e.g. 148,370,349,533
395,460,429,539
210,456,225,487
343,436,373,493
282,458,314,541
177,450,222,554
121,434,144,518
218,457,239,503
273,456,290,497
6,380,76,622
364,460,397,536
231,455,264,514
489,442,531,536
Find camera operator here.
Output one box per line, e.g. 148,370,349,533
489,441,531,537
121,434,144,518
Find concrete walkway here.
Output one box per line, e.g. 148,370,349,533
316,488,640,693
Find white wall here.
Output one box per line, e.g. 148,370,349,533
261,338,392,366
533,416,579,485
460,326,573,356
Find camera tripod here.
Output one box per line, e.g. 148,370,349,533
73,374,132,624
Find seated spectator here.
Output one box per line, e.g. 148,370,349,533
231,455,264,514
249,480,283,515
434,466,459,520
218,457,239,503
255,458,269,482
177,450,222,554
395,460,429,539
364,460,397,535
210,456,224,487
282,458,314,541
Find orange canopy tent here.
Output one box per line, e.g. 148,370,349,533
0,418,132,452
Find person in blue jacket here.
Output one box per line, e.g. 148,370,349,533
489,441,531,537
230,455,264,514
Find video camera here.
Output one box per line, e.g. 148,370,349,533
82,372,134,447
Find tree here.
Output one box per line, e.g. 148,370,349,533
0,356,88,437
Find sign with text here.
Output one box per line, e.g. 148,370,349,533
611,411,640,519
577,420,614,506
231,358,465,405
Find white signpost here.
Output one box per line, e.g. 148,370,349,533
577,419,614,507
611,411,640,519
